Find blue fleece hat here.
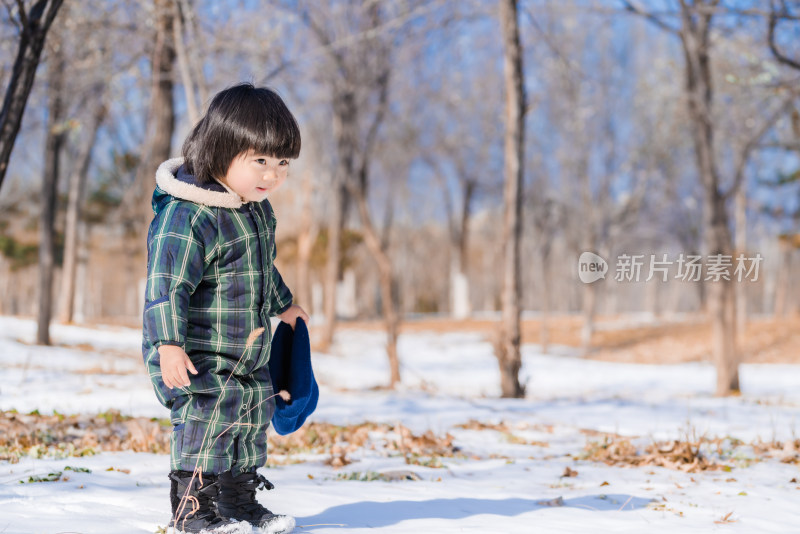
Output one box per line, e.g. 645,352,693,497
268,317,319,435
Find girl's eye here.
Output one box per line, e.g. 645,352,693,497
256,158,266,165
279,160,289,166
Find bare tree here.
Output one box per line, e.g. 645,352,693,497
126,0,176,229
527,186,561,354
171,0,207,124
322,106,352,351
765,1,800,319
59,93,106,324
294,165,319,313
36,34,66,345
287,0,430,385
730,97,793,333
0,0,64,191
446,167,476,319
334,5,399,385
529,3,650,356
116,0,176,317
677,0,739,394
54,0,118,324
419,75,501,319
495,0,526,398
768,0,800,71
621,0,748,394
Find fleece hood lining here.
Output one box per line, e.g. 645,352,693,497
155,158,244,209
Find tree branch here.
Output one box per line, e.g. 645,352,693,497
2,0,20,31
725,98,798,200
41,0,61,27
360,67,390,181
13,0,27,30
522,6,588,86
171,0,199,124
758,140,800,151
421,153,457,239
262,59,291,84
768,1,800,71
620,0,680,35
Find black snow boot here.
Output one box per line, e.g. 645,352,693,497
216,471,295,534
169,470,252,534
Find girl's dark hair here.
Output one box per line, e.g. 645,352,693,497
182,83,301,184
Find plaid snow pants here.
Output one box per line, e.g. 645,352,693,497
146,345,276,475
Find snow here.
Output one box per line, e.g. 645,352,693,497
1,315,799,533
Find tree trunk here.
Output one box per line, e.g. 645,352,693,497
337,60,400,385
353,187,401,386
539,244,551,354
707,196,739,393
321,89,357,350
120,0,175,320
695,251,708,312
131,0,176,227
73,221,89,323
774,239,791,317
36,41,67,345
451,180,475,319
295,169,317,312
679,1,739,395
735,186,747,336
59,102,105,323
172,0,199,124
320,182,346,349
580,281,597,357
0,0,65,190
450,263,471,319
177,0,208,108
346,73,401,385
496,0,526,398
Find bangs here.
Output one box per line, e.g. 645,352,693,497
183,84,301,184
234,89,301,160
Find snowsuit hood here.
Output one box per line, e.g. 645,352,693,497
153,157,244,213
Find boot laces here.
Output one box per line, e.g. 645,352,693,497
229,473,275,516
253,473,275,492
173,474,223,524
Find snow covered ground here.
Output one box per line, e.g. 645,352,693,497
1,315,799,533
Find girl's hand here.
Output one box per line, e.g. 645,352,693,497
277,304,310,330
158,345,198,389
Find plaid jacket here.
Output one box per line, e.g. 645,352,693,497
142,158,293,410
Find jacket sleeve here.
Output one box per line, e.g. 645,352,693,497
270,262,293,316
142,202,216,348
266,202,293,316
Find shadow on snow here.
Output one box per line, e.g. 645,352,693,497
296,494,653,530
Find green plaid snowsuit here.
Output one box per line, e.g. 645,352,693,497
142,158,293,474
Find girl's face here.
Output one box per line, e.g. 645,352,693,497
220,150,290,202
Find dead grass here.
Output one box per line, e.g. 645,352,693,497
0,411,459,469
5,410,797,474
0,410,171,462
578,433,800,472
270,421,458,469
454,421,800,472
580,435,724,472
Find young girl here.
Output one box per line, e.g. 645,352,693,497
142,83,308,534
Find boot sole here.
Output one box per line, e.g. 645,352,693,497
257,515,296,534
170,520,254,534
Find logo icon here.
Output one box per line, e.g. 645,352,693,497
578,252,608,284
